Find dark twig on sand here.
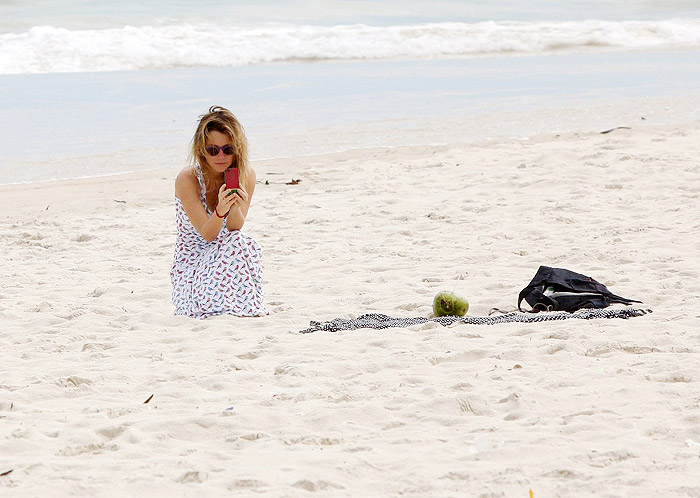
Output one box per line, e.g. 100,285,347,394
600,126,631,134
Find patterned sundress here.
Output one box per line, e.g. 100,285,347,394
171,163,268,319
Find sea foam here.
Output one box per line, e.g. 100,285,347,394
1,18,699,74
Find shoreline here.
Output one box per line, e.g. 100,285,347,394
2,48,700,184
2,92,700,187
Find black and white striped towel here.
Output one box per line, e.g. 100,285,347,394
300,308,651,333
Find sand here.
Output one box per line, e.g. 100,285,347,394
2,121,700,497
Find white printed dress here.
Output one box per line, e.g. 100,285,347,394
171,164,268,319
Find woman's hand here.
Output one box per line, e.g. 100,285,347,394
225,183,249,207
216,184,249,217
224,168,256,231
215,184,235,217
228,184,249,206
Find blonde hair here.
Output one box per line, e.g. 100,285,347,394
190,106,249,194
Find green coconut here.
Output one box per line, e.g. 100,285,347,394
433,291,469,317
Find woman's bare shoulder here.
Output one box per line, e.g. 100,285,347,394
175,166,198,197
247,166,257,185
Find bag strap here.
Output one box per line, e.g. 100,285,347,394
516,287,533,312
606,293,642,305
518,287,557,312
517,266,551,312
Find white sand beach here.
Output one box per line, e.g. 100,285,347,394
2,119,700,496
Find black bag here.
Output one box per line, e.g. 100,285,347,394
518,266,641,313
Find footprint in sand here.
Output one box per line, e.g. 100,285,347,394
292,479,344,492
55,376,93,388
228,479,268,490
58,443,118,457
95,425,127,441
176,471,208,484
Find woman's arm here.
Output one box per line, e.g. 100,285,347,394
175,169,226,242
226,168,257,231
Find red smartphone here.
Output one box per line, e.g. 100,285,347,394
225,167,239,190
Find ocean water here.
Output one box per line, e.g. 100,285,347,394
1,0,700,183
2,0,700,74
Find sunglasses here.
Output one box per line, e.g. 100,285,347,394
204,145,235,156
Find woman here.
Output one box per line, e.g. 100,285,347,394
171,106,268,318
